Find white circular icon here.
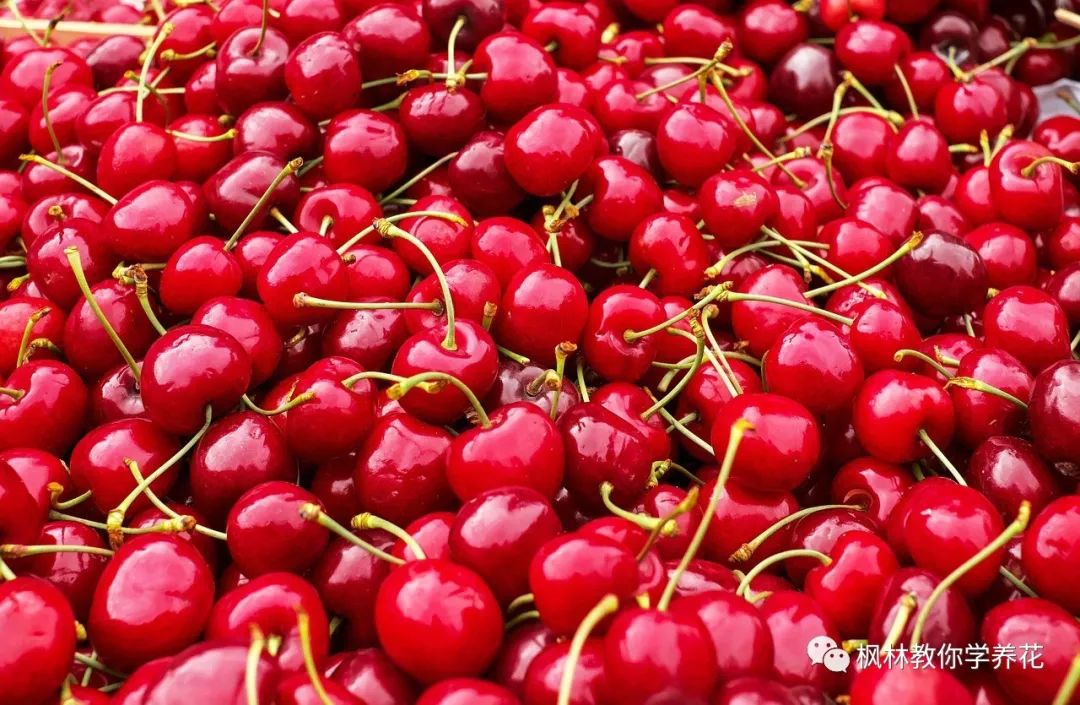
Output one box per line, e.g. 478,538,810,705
822,647,851,673
807,636,838,665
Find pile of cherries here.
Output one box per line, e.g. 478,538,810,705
1,0,1080,703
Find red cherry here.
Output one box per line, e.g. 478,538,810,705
226,481,329,578
935,76,1008,145
830,456,914,526
983,286,1071,374
375,559,503,683
322,109,408,194
504,104,599,197
763,318,864,415
494,263,588,367
699,169,778,250
806,532,899,637
853,370,954,464
851,666,975,705
559,401,652,512
89,535,214,671
989,140,1068,232
142,642,280,705
0,360,88,455
233,102,320,160
258,232,351,327
982,599,1080,705
628,212,710,297
0,577,77,705
284,32,361,120
326,648,419,704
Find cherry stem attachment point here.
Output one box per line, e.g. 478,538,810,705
917,428,966,485
241,390,316,415
387,371,489,427
624,283,731,342
351,512,426,560
736,548,831,598
729,503,864,563
910,501,1030,648
944,377,1028,409
599,481,678,536
299,503,404,566
1020,155,1080,179
15,306,50,369
893,349,956,379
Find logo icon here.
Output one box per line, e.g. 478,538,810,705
807,636,850,673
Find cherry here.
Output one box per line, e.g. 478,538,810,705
494,263,588,367
233,102,320,160
0,47,93,109
192,296,283,385
215,25,290,115
969,435,1061,518
89,535,214,671
886,117,953,193
326,648,419,703
805,532,899,637
355,412,453,526
853,370,954,464
989,140,1069,232
830,457,914,527
504,104,599,197
258,232,351,327
227,481,328,577
935,76,1009,145
0,360,88,455
522,638,608,705
699,479,798,566
447,486,561,605
763,318,864,416
757,591,842,692
985,286,1070,374
100,179,198,261
729,264,814,357
0,297,65,374
559,401,652,512
283,32,359,117
846,177,919,245
768,43,840,120
521,3,600,70
0,577,77,705
142,642,280,705
97,123,177,198
851,666,976,705
982,598,1080,705
964,222,1037,288
580,155,664,244
1029,360,1080,468
159,236,243,316
375,559,502,684
869,566,976,650
449,131,528,217
311,528,394,647
204,152,301,234
699,169,778,250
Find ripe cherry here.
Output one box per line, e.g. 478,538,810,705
0,577,77,705
226,481,329,577
853,370,954,464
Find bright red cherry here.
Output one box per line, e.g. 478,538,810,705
853,370,954,464
0,577,77,705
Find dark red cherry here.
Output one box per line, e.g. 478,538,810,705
757,591,842,692
141,642,280,705
559,401,652,512
805,532,899,637
767,43,839,120
1029,360,1080,468
969,436,1060,518
204,152,301,234
326,648,419,704
830,456,913,527
894,231,987,319
448,130,527,217
579,155,663,244
215,26,290,115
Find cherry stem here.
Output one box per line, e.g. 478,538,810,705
707,66,803,187
0,256,25,269
893,349,956,378
761,227,880,295
351,512,426,560
0,557,14,581
979,130,993,166
729,503,864,563
781,107,902,145
547,342,575,421
504,610,540,631
51,486,92,511
15,306,50,369
0,543,114,558
916,428,966,485
945,376,1028,409
818,143,848,211
165,127,236,142
74,652,127,679
557,594,621,705
643,315,705,418
1056,88,1080,116
106,406,213,547
41,61,66,163
805,232,923,298
19,155,117,205
652,399,713,455
701,307,744,397
624,283,731,342
599,481,678,536
337,210,466,253
340,370,406,390
999,565,1038,598
1071,328,1080,352
839,71,885,111
294,293,442,312
881,593,918,652
753,147,812,174
635,42,731,101
224,158,303,250
269,207,299,233
250,0,271,56
374,218,459,350
636,485,700,561
704,239,827,280
4,0,45,45
736,549,831,598
387,371,490,427
575,358,590,402
246,626,265,705
136,23,174,123
1020,155,1080,178
160,42,217,63
910,501,1030,648
444,15,468,90
892,64,920,119
991,125,1015,159
51,509,196,536
299,503,404,565
1053,651,1080,705
132,267,167,335
241,390,316,415
506,593,535,614
380,151,459,205
723,290,854,327
295,608,334,705
962,38,1037,81
658,419,752,610
819,79,851,151
65,247,140,377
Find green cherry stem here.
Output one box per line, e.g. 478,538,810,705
556,594,620,705
224,158,303,250
299,503,404,566
20,155,117,204
910,501,1030,648
735,549,831,598
386,371,489,427
65,247,140,377
729,503,864,563
658,419,752,610
642,314,705,419
136,23,175,123
804,232,924,298
917,429,967,485
893,349,956,379
623,283,732,342
15,306,50,369
944,377,1028,409
351,512,426,560
379,151,459,205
